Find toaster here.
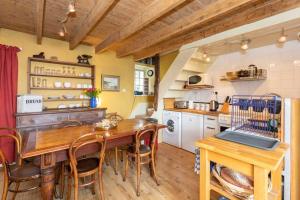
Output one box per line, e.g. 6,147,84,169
174,101,189,109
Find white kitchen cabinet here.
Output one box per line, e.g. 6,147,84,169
203,115,219,138
181,112,204,153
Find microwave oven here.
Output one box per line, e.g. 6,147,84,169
187,74,212,86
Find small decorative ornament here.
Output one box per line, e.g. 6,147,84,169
77,54,92,64
33,52,45,59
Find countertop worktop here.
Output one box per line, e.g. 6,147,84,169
164,108,228,116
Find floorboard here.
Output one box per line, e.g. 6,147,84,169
0,143,220,200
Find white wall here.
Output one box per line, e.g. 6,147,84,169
184,40,300,103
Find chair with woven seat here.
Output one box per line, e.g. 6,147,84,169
105,113,126,175
123,124,159,196
0,128,40,200
66,132,107,200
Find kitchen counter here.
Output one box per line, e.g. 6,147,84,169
164,108,228,116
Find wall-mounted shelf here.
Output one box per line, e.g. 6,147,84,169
182,68,203,74
29,57,94,68
220,77,267,82
184,85,214,90
43,98,89,102
30,87,85,90
30,73,93,79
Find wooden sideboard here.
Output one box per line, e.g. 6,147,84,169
16,108,106,132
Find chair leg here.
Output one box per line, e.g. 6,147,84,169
136,155,141,197
123,154,129,182
60,162,66,199
2,179,8,200
74,175,79,200
90,174,96,195
151,158,159,186
114,147,118,175
98,165,104,200
11,182,20,200
67,175,72,200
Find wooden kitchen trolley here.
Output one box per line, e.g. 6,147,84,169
195,137,288,200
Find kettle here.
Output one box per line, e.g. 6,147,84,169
209,92,219,111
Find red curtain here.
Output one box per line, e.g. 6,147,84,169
0,44,20,163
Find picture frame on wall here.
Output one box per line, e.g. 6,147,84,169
101,74,120,91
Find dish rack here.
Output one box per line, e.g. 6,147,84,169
230,95,281,139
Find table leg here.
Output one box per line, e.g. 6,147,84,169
254,165,269,200
200,149,210,200
272,160,283,200
40,153,56,200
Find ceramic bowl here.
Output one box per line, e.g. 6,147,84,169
54,81,62,88
64,82,71,88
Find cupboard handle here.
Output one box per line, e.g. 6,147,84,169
207,118,215,121
206,127,215,130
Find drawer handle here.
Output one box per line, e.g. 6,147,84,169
206,127,215,130
207,118,215,121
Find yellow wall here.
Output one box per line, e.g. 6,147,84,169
0,28,152,118
159,51,178,80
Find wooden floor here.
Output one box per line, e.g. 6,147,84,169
0,143,204,200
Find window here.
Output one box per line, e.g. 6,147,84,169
135,69,145,95
134,64,154,96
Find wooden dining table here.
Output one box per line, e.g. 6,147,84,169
20,118,166,200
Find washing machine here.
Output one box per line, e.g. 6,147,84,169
162,110,181,147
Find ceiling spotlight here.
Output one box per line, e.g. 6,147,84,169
205,57,211,63
202,52,208,58
241,40,250,50
68,1,76,13
278,28,287,43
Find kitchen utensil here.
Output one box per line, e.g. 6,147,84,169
267,99,281,114
226,72,238,80
251,99,266,112
248,64,258,77
221,96,230,113
209,92,219,111
237,70,250,77
64,82,71,88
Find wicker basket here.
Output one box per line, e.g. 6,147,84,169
212,165,272,200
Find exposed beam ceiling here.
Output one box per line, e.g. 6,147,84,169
116,0,257,57
36,0,45,44
69,0,117,50
132,0,300,60
94,0,189,53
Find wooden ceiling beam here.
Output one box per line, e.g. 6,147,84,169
132,0,300,60
69,0,117,50
36,0,46,44
116,0,258,57
95,0,189,53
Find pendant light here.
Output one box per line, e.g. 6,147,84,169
278,28,287,43
241,39,250,50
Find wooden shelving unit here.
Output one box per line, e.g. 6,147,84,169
220,77,267,82
184,84,214,90
27,57,95,109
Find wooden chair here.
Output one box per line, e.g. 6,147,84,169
123,124,159,196
54,120,83,199
67,132,107,200
0,128,40,200
105,113,126,175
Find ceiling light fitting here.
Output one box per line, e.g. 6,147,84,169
241,39,250,50
278,28,287,43
68,0,76,13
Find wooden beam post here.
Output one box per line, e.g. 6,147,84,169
36,0,46,44
130,0,300,60
116,0,257,57
69,0,117,50
94,0,188,53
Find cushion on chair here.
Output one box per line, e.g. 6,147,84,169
76,157,99,173
9,164,40,181
128,145,151,154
